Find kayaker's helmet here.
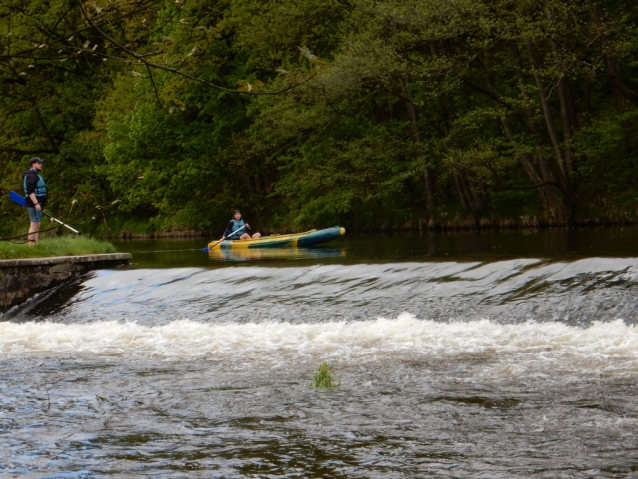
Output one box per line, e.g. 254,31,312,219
233,210,241,218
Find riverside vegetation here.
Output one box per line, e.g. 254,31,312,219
0,0,637,236
0,237,117,259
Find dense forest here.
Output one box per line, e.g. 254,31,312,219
1,0,637,236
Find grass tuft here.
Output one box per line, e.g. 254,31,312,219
0,237,117,260
308,362,340,389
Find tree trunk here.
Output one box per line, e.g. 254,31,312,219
392,23,435,211
509,44,560,192
29,98,61,153
400,75,435,210
509,44,537,132
550,39,574,174
454,173,471,211
459,175,487,216
565,79,579,131
477,53,559,208
592,1,638,109
525,40,570,196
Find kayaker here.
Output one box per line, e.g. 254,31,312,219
221,210,261,241
22,157,47,247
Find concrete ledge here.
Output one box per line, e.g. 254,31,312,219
0,253,131,268
0,253,131,314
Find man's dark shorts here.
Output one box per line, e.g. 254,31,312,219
27,207,43,222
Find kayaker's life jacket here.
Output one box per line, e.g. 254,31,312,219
229,219,245,236
22,170,47,207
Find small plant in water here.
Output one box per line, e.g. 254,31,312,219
308,361,340,389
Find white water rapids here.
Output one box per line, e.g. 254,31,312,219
1,315,637,369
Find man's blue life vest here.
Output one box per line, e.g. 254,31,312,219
24,171,47,198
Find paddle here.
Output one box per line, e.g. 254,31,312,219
202,224,246,252
10,191,81,235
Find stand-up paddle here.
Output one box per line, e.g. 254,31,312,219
202,225,246,252
9,191,81,235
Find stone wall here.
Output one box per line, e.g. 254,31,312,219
0,253,131,314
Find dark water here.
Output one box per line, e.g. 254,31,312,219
113,226,638,268
3,228,638,477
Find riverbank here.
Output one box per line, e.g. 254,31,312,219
0,237,117,260
112,213,638,239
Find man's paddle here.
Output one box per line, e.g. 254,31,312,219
202,225,246,252
10,191,81,235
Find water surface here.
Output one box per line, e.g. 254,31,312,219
113,226,638,268
2,228,638,477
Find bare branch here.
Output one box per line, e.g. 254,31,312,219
145,63,168,112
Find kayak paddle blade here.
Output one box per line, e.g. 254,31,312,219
9,191,26,207
202,247,210,252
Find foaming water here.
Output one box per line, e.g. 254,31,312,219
2,314,637,367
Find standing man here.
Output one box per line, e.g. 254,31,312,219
22,157,47,246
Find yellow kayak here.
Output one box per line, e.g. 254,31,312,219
205,226,345,251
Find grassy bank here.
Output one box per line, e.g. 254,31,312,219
0,237,117,260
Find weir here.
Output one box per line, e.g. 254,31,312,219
0,253,131,314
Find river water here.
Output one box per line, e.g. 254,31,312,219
2,227,638,477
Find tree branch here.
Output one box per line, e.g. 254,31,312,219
0,145,60,154
146,63,168,112
1,3,156,59
77,1,312,96
499,179,564,193
29,100,60,153
461,77,515,110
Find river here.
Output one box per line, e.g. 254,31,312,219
2,227,638,477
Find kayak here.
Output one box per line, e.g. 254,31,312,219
206,226,345,250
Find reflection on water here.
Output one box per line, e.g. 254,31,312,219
113,226,638,269
209,247,345,262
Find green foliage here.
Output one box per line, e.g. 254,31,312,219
0,237,117,259
1,0,638,233
573,124,638,218
488,190,543,219
308,361,340,389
